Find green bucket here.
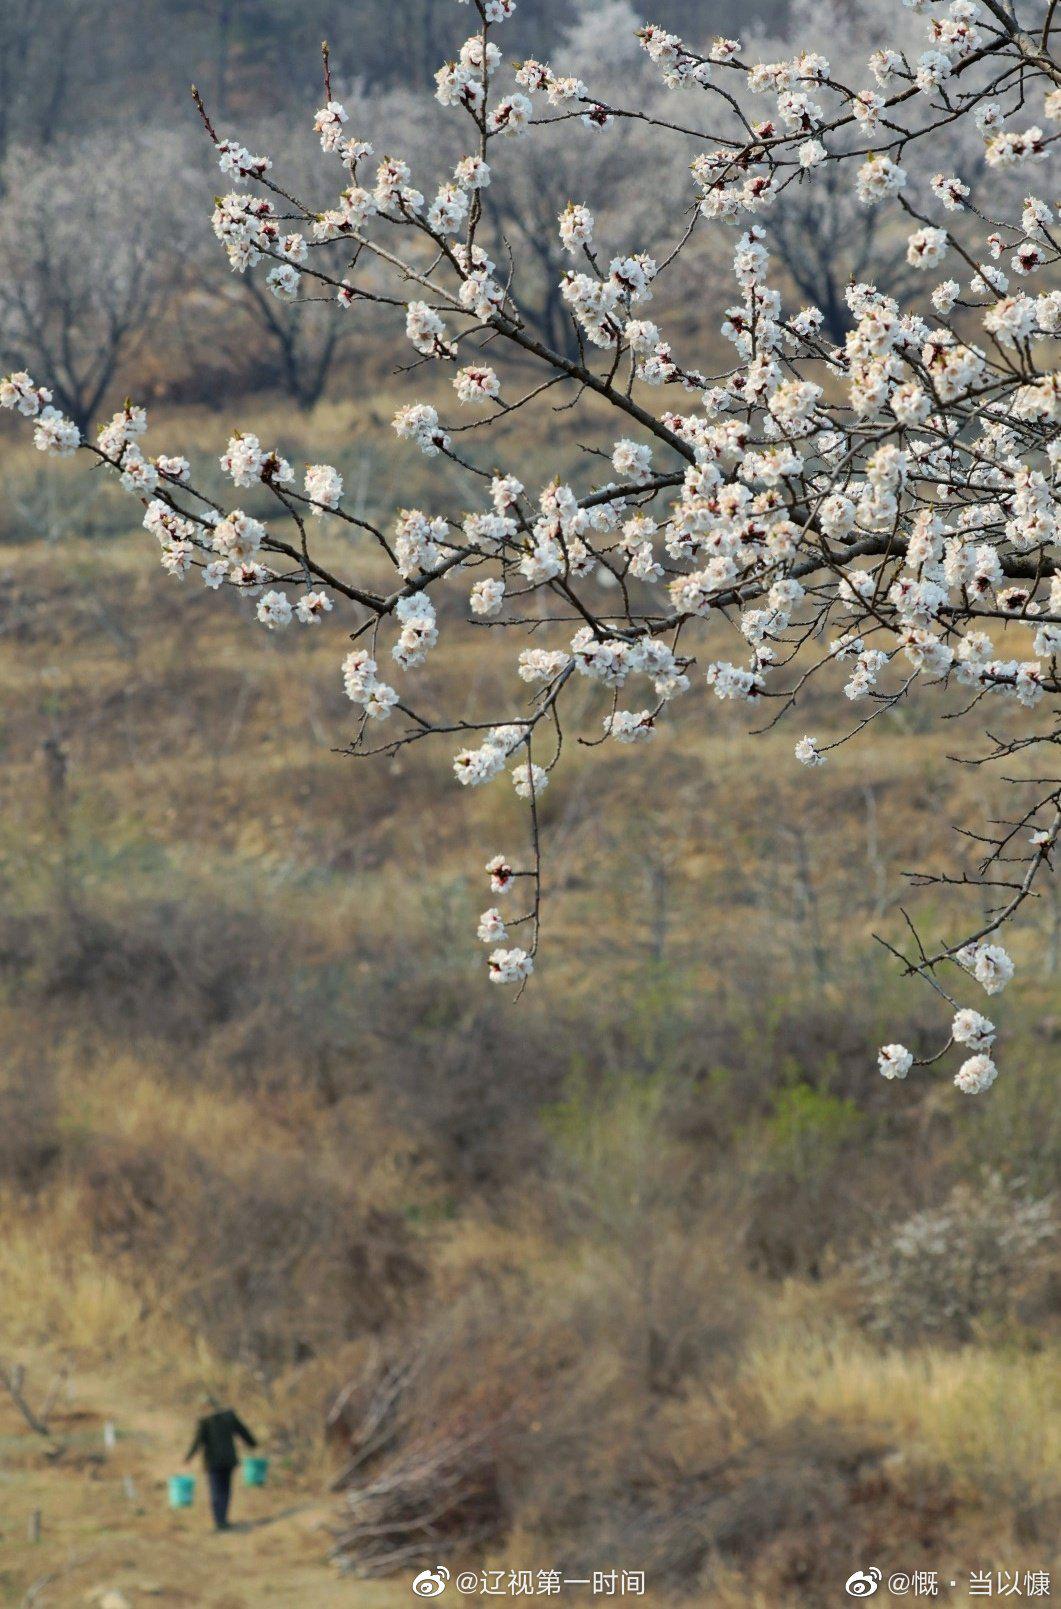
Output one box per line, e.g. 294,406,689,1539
168,1473,196,1508
242,1456,269,1487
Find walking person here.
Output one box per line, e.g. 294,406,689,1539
185,1395,258,1531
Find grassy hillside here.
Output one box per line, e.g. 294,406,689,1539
1,396,1058,1606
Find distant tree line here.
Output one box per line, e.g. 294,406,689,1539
0,0,790,165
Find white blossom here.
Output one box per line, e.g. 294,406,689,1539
33,406,80,456
879,1044,913,1080
393,404,450,456
470,578,505,615
603,709,656,743
221,433,265,487
794,735,825,767
454,366,500,404
314,100,348,152
267,263,300,301
906,227,948,270
304,463,343,510
951,1008,995,1052
0,371,50,417
958,941,1014,995
954,1054,998,1094
856,153,907,203
256,590,293,629
612,439,653,481
487,947,533,984
511,761,548,798
559,202,594,253
477,907,507,944
296,590,333,624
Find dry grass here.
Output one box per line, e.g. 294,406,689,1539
741,1313,1060,1507
0,1205,145,1351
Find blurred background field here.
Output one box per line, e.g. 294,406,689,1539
1,0,1059,1604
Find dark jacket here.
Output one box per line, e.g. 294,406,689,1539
185,1408,257,1472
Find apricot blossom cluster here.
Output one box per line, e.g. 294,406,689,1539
4,0,1059,1087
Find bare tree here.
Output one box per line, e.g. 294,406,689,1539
0,132,194,432
236,279,353,411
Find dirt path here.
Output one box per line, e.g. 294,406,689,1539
0,1352,404,1607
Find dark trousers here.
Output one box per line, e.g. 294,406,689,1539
207,1466,233,1528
